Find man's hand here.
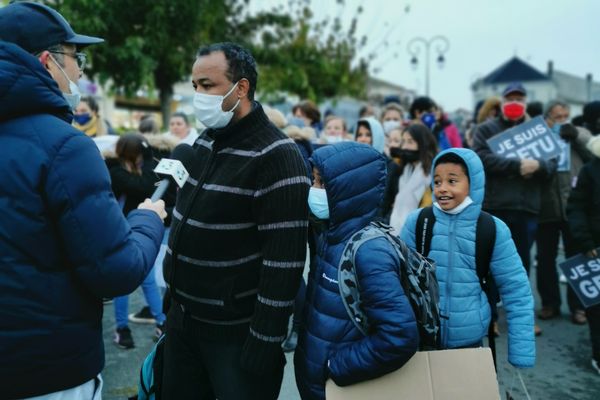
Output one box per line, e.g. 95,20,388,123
586,249,598,258
520,159,540,177
138,199,167,221
559,123,579,142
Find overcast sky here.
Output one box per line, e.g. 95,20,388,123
255,0,598,111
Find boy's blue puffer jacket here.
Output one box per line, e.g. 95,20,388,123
294,142,419,400
401,148,535,368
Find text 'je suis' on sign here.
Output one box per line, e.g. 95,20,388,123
486,116,563,161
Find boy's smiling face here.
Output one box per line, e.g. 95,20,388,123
433,162,470,210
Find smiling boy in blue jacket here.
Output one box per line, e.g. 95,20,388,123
401,148,535,368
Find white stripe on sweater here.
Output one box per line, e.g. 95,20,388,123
218,138,295,157
167,248,262,267
202,183,256,196
263,260,305,269
249,328,286,343
173,209,255,230
195,138,213,149
254,176,311,197
257,220,308,231
257,295,295,308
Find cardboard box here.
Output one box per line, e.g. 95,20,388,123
326,348,500,400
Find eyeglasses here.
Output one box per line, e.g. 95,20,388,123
50,51,87,70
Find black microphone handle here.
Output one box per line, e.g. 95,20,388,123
150,179,170,202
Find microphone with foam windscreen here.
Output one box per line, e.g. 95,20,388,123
150,144,195,202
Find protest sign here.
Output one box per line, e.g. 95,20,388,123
486,116,562,161
558,248,600,308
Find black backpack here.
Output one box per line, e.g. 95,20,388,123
338,221,440,350
415,206,497,365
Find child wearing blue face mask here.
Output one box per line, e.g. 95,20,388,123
400,148,536,369
295,141,418,400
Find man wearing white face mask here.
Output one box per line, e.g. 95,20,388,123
0,3,168,399
162,42,310,399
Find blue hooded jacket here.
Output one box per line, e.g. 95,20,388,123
0,42,164,398
354,117,385,153
400,148,535,368
294,142,418,400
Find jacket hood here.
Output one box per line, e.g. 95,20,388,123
587,135,600,158
310,141,386,243
0,41,71,123
355,117,385,153
431,148,485,208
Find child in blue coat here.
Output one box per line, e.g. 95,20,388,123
401,148,536,368
295,142,418,400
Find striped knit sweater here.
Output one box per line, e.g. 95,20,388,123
164,103,310,374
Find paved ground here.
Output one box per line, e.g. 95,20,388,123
101,257,600,399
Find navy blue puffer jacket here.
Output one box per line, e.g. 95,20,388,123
0,42,164,398
294,142,418,400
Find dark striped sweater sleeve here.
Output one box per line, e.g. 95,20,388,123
240,142,310,374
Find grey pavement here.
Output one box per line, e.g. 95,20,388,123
101,254,600,399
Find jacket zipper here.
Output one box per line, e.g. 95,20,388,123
169,147,217,304
444,216,456,347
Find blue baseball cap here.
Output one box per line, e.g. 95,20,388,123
0,2,103,54
502,82,527,97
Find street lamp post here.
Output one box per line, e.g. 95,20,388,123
407,36,450,96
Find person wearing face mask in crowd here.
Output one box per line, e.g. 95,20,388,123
321,115,350,144
73,96,115,137
295,141,418,400
0,3,166,399
387,127,404,163
387,125,438,233
381,103,405,135
536,101,592,325
161,43,309,399
410,96,462,150
472,82,557,337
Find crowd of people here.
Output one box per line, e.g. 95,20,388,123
1,2,600,400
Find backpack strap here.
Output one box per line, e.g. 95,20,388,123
338,224,388,336
415,206,436,256
475,211,496,292
475,211,497,369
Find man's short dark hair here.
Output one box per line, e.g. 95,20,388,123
434,152,470,181
410,96,436,118
197,42,258,101
171,112,189,125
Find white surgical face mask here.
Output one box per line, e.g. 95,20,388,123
51,55,81,110
325,135,344,144
382,120,401,134
193,82,240,129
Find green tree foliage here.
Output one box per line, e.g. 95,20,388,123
255,1,368,103
45,0,368,122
